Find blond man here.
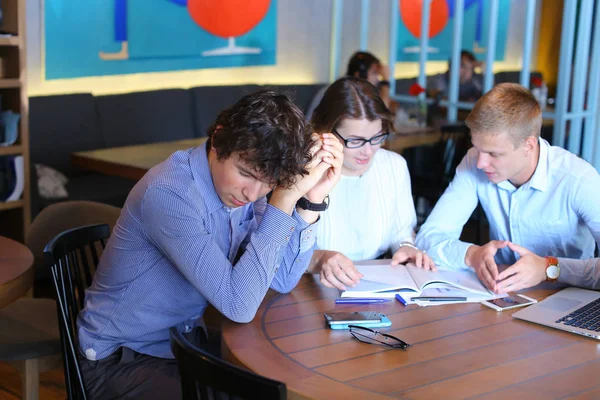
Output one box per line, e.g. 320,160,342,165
416,83,600,293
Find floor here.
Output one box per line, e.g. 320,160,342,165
0,362,65,400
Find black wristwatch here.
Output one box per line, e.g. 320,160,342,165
379,80,391,87
296,195,329,211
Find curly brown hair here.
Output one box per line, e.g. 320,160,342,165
207,90,314,189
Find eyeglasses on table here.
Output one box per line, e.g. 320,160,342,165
348,325,411,350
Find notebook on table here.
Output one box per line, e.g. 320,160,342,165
340,259,497,301
512,287,600,340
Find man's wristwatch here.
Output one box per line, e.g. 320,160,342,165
296,195,329,212
545,256,560,283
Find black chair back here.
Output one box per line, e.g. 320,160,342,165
408,124,471,225
438,124,471,184
170,327,287,400
44,223,111,400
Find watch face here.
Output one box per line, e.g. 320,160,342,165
547,265,560,279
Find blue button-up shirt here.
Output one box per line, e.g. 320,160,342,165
78,145,317,360
416,139,600,288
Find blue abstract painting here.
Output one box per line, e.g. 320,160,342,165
396,0,511,62
44,0,277,80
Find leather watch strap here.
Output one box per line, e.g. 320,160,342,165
296,195,329,212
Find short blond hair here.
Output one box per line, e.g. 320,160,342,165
465,83,542,146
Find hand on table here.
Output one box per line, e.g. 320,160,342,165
495,243,547,293
312,250,363,291
465,240,509,291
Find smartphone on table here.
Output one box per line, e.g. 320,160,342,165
481,294,537,312
324,311,392,330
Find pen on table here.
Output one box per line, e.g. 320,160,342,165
410,296,467,302
335,298,391,304
395,294,408,306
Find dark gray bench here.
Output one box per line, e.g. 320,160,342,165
28,84,323,219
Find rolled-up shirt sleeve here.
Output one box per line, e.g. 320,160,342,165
558,257,600,290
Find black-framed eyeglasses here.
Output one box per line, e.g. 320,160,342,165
349,325,411,350
332,129,389,149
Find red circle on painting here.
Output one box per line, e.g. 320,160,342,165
188,0,271,38
400,0,449,38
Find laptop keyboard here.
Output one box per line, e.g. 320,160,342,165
556,298,600,332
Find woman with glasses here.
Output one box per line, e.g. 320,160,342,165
306,76,435,291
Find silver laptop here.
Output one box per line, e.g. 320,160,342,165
513,287,600,340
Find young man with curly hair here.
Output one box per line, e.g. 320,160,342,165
77,91,344,399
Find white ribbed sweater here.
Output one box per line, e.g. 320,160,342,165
315,149,417,261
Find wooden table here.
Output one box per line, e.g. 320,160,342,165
222,275,600,399
71,138,208,181
0,236,34,308
384,126,441,153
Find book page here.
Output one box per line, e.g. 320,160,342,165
405,263,492,295
340,281,417,298
354,260,419,291
341,260,419,298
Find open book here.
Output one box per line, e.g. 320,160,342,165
341,259,496,301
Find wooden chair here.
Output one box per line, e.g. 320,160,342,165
170,327,287,400
25,200,121,298
44,223,111,400
0,297,60,400
0,201,119,400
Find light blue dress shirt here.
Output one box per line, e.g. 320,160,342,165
78,144,317,360
416,138,600,288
